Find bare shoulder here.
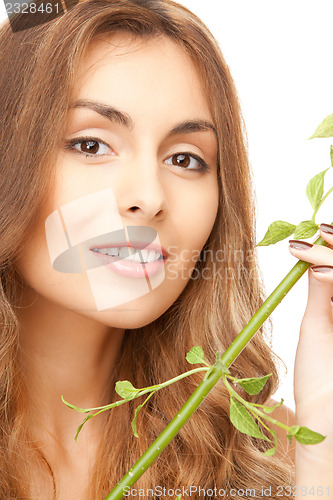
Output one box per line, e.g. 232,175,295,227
268,399,295,464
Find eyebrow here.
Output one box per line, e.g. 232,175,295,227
71,99,133,128
168,120,217,138
70,99,217,138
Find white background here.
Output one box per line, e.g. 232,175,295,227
1,1,333,410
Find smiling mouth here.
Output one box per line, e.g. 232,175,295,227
49,224,167,275
88,240,166,281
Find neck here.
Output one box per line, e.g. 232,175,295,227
17,287,125,452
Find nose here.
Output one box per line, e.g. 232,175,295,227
115,153,168,223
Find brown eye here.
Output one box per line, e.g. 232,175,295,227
172,154,191,168
80,140,100,154
65,137,114,157
165,152,209,173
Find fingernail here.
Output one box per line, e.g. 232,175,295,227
289,240,313,250
311,265,333,273
320,223,333,234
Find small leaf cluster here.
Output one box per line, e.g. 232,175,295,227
187,348,325,455
258,114,333,247
62,347,325,453
62,346,211,440
62,382,161,440
115,381,157,438
223,372,325,455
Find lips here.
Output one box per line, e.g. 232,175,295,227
88,236,168,279
90,246,166,279
48,220,168,280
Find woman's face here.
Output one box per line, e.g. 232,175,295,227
17,33,219,328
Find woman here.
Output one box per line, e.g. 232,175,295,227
0,0,332,498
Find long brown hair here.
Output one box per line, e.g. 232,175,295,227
0,0,293,497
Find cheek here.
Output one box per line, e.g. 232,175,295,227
15,196,97,311
181,182,219,249
164,183,218,288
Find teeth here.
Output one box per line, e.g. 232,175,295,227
93,247,162,262
147,250,159,262
119,247,129,259
132,251,143,263
109,247,119,257
140,249,149,262
99,248,109,255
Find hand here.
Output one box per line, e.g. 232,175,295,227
289,223,333,485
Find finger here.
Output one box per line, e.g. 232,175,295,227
319,223,333,247
289,240,333,266
311,265,333,282
301,270,333,334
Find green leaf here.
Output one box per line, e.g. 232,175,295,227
309,114,333,139
257,221,296,246
263,445,276,456
61,395,91,413
293,220,319,239
286,434,293,445
263,447,276,456
232,373,272,395
175,496,182,500
287,425,300,436
287,425,326,445
330,145,333,167
262,398,284,414
306,168,329,210
75,414,94,441
131,404,143,439
131,391,156,438
263,429,278,456
186,346,206,365
62,395,80,411
229,397,269,441
115,380,140,400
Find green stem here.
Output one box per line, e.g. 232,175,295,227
105,232,330,500
66,367,209,415
143,366,210,391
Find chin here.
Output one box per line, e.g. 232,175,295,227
90,294,174,330
89,309,156,330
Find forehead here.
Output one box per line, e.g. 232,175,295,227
72,32,212,123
